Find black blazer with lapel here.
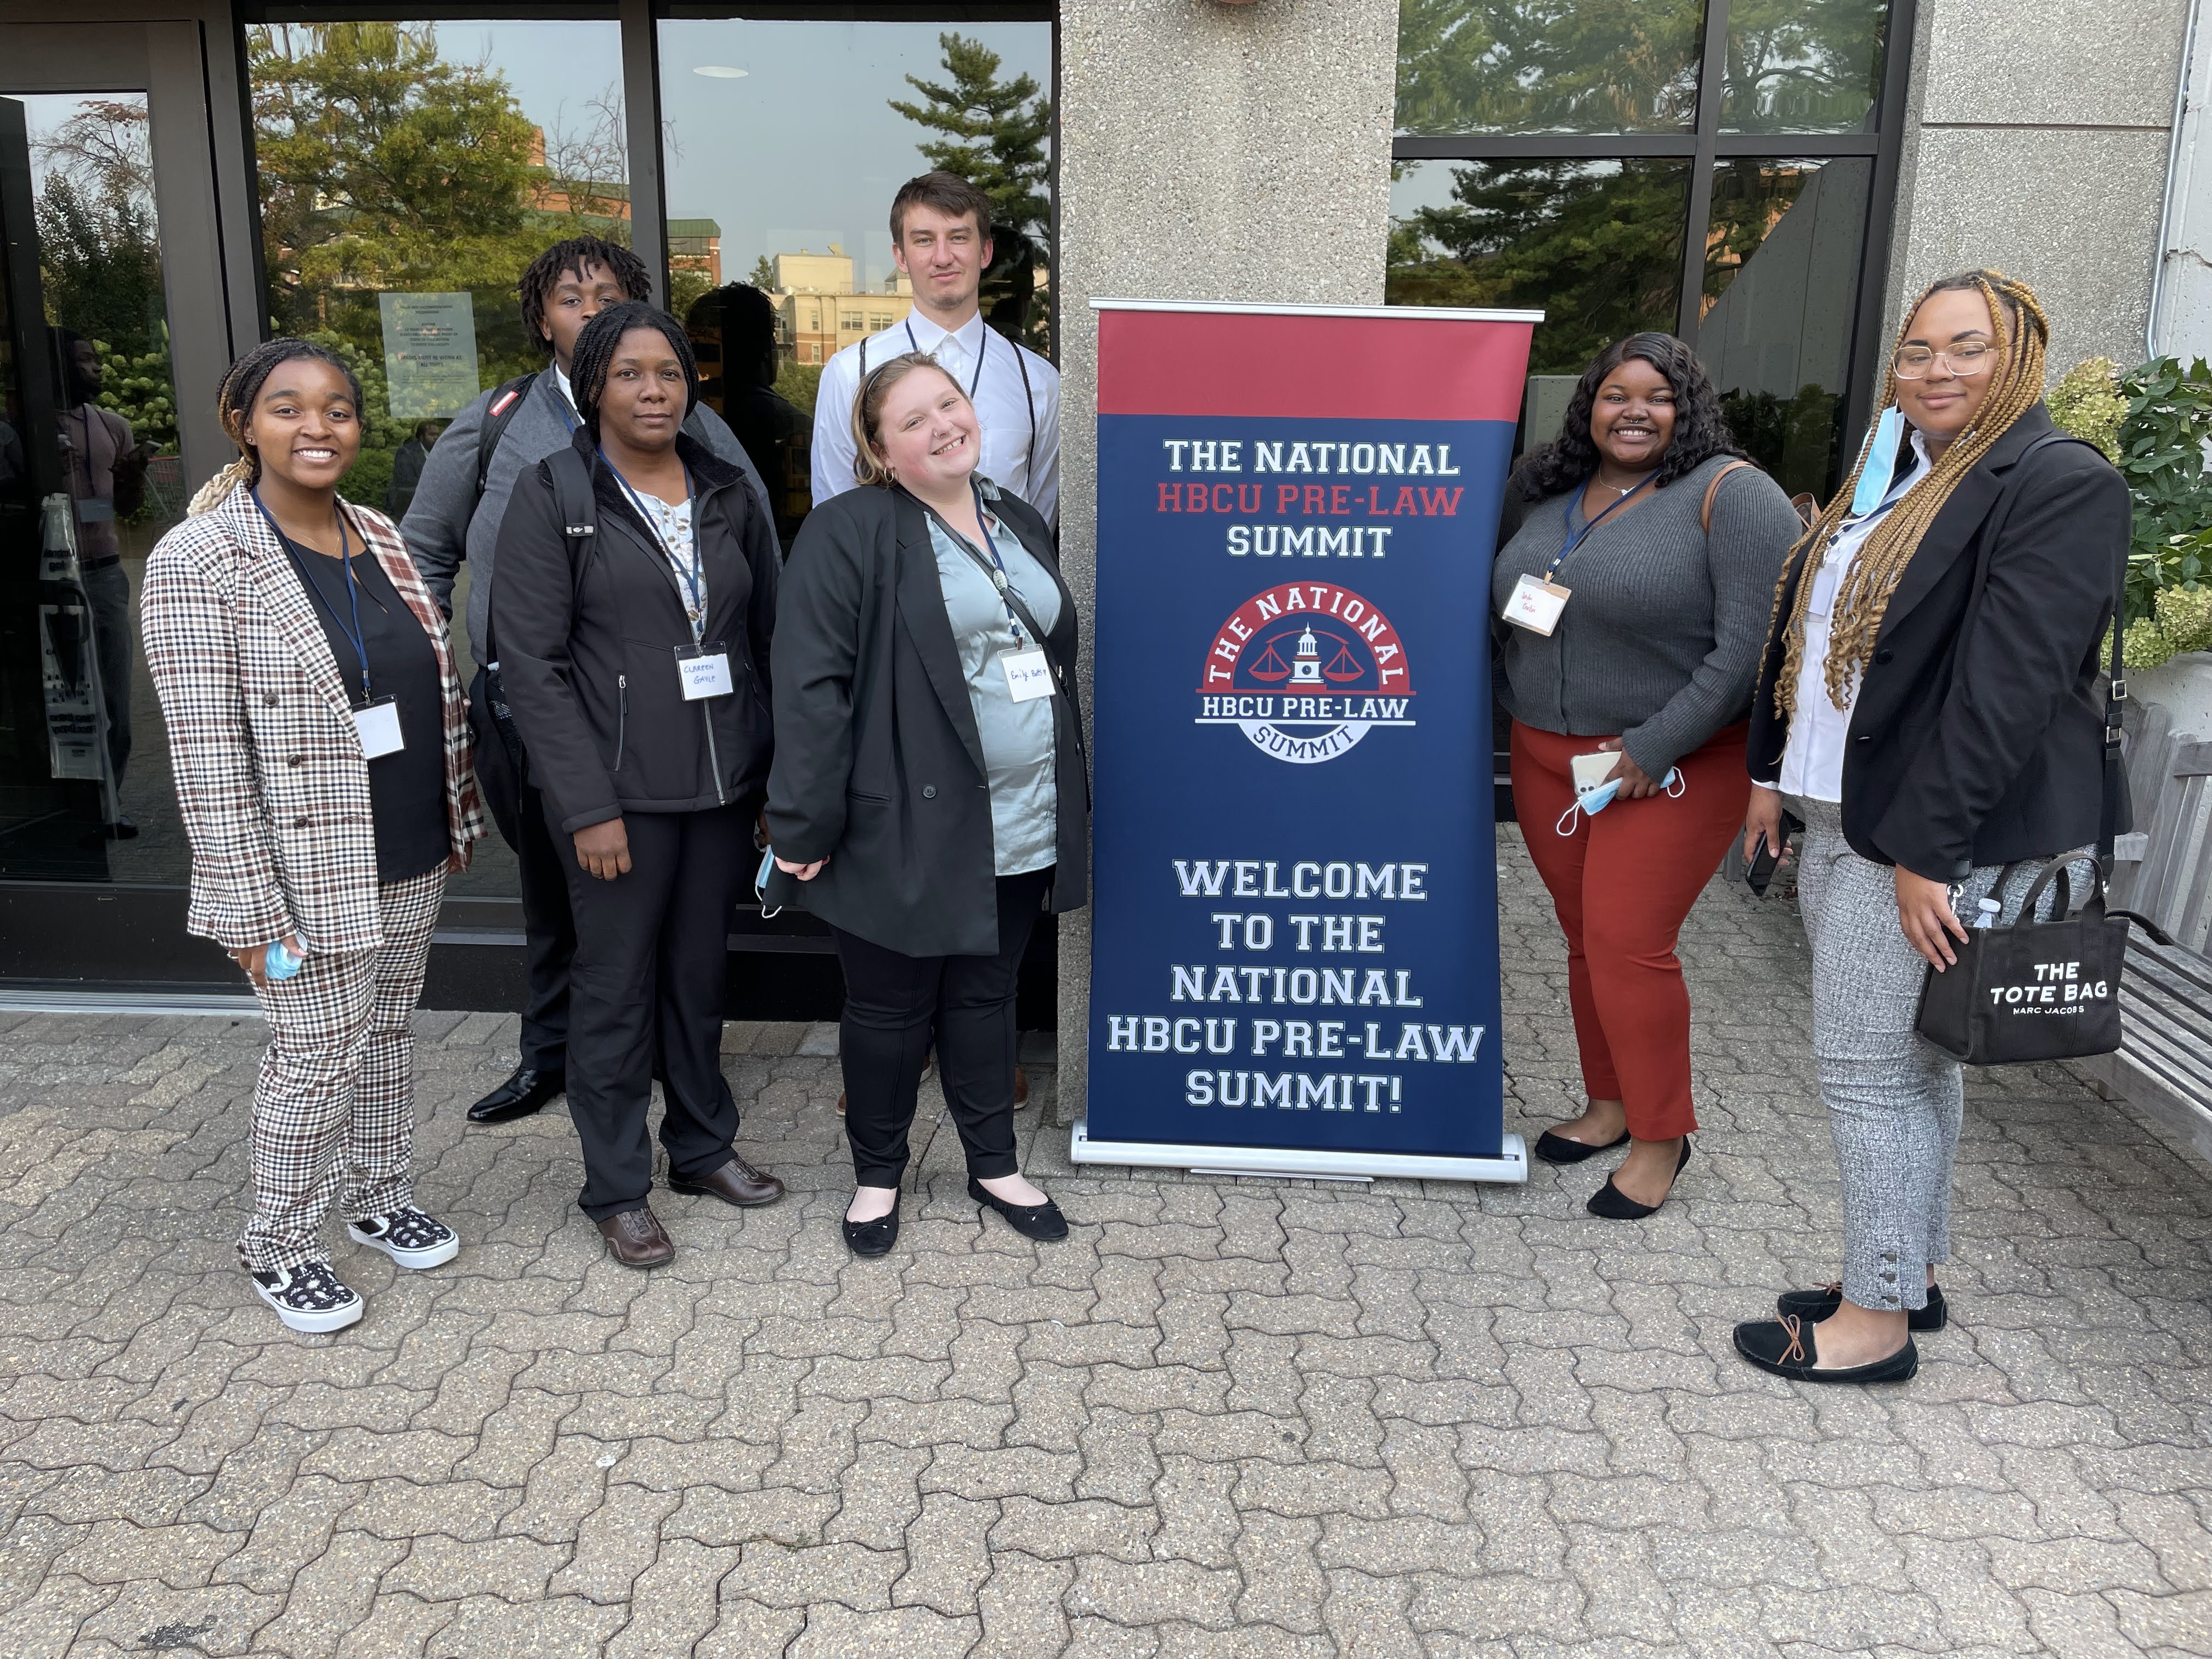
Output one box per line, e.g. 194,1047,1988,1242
765,482,1088,958
1747,404,2131,882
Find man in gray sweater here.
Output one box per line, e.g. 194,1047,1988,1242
404,235,771,1127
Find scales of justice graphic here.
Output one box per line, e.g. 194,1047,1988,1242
1192,582,1418,766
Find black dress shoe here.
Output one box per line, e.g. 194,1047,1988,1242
1734,1314,1918,1383
1779,1282,1947,1331
669,1154,785,1207
843,1205,900,1257
1585,1138,1692,1220
1534,1127,1630,1165
968,1177,1069,1241
468,1066,566,1124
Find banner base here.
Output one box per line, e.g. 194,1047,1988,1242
1069,1119,1528,1185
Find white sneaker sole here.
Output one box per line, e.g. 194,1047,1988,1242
253,1279,364,1334
346,1221,459,1271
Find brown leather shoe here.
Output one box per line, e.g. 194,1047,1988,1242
1015,1065,1029,1106
597,1207,674,1268
669,1154,785,1207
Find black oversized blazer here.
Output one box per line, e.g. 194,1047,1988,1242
1746,404,2131,883
764,481,1088,957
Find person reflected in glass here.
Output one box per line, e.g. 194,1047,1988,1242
140,339,486,1335
1732,271,2128,1383
1493,333,1806,1217
491,303,786,1271
768,352,1085,1257
385,419,444,518
686,283,810,555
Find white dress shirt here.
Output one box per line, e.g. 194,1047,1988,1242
810,309,1062,524
1771,430,1933,802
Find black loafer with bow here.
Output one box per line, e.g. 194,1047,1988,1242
968,1177,1068,1242
1733,1314,1918,1383
843,1205,901,1258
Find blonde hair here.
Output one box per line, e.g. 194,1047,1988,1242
849,351,966,488
1768,268,2051,718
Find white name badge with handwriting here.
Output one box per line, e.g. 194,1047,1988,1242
1503,573,1572,635
1000,647,1054,703
354,697,404,758
678,650,733,701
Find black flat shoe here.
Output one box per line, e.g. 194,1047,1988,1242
1585,1138,1692,1220
1734,1314,1918,1383
1534,1127,1630,1165
469,1065,566,1124
968,1177,1068,1242
1779,1282,1946,1331
842,1206,900,1258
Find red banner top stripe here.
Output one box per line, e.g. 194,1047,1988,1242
1097,308,1536,423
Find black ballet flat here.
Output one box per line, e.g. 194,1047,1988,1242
1734,1314,1919,1383
842,1205,900,1258
1779,1282,1947,1331
1534,1127,1630,1166
1585,1138,1692,1220
968,1177,1068,1242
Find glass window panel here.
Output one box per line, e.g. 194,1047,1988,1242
656,18,1053,550
247,16,628,900
0,91,189,880
1699,156,1874,498
1395,0,1704,136
1721,1,1891,134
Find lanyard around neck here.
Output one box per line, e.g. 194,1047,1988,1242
600,449,704,634
258,489,372,702
907,319,987,400
1545,474,1654,582
923,482,1028,647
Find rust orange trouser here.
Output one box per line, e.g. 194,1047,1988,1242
1509,719,1752,1141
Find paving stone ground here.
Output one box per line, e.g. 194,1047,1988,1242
1,831,2208,1657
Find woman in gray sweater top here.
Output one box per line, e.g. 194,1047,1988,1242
1492,333,1804,1218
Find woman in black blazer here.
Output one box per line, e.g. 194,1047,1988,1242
493,303,787,1271
767,351,1087,1257
1731,270,2129,1384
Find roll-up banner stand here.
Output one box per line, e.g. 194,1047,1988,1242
1077,300,1541,1184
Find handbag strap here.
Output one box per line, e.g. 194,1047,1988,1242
1701,459,1754,533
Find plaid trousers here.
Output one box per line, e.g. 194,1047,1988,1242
240,868,445,1273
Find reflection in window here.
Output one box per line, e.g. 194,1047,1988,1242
1395,0,1703,136
1387,159,1690,376
1722,1,1890,134
1700,157,1873,496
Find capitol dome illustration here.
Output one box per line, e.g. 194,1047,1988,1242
1289,624,1323,685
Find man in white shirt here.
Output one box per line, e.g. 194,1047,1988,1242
810,172,1060,524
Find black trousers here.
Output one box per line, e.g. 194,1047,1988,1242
552,798,751,1220
833,866,1049,1189
471,667,575,1073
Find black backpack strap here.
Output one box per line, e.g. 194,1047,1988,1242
476,373,538,498
544,443,600,603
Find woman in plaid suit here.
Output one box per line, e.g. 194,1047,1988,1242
141,340,487,1334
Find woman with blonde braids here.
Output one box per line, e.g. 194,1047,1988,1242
143,339,485,1333
1732,271,2128,1383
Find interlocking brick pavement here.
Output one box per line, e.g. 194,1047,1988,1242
1,831,2208,1656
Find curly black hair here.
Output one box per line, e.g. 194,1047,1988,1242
1517,332,1743,500
519,235,652,359
568,301,697,438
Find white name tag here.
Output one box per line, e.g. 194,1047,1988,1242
1000,647,1054,703
1504,573,1571,635
678,650,733,701
354,697,404,758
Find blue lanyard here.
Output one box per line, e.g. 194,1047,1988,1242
930,482,1028,647
258,490,373,702
600,450,704,635
907,319,988,399
1544,475,1654,582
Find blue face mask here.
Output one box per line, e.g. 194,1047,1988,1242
1555,767,1685,836
755,844,782,918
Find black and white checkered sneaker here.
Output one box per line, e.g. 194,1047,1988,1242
250,1260,364,1334
347,1207,460,1270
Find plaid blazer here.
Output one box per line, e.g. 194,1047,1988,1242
140,484,486,955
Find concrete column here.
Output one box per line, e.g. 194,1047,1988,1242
1885,0,2191,374
1053,0,1400,1115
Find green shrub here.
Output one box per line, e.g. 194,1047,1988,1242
2048,357,2126,460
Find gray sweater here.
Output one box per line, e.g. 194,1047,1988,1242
1491,454,1803,775
403,369,770,663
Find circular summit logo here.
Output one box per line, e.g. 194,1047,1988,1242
1194,581,1416,764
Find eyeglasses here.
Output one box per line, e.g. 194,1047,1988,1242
1892,342,1995,379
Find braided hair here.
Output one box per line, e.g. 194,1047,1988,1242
567,302,698,439
188,338,363,516
1519,332,1744,501
519,235,651,358
1768,269,2051,716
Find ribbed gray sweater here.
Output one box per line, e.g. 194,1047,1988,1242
1491,454,1804,775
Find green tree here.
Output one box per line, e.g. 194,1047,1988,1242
1394,1,1705,135
890,33,1053,354
748,255,776,291
35,173,165,361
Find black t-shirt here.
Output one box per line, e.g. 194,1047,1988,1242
283,532,450,881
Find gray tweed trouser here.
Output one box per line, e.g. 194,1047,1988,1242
1792,799,2085,1313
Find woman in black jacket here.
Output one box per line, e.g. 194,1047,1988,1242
1731,270,2129,1383
766,351,1087,1257
493,303,786,1269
